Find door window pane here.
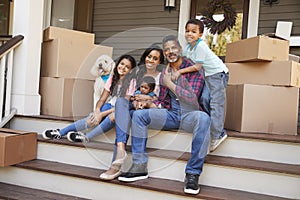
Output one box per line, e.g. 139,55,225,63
51,0,75,30
50,0,93,33
0,0,10,35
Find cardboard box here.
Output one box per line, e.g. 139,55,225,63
225,35,289,63
41,39,113,80
289,54,300,63
40,77,94,117
43,26,95,44
225,84,299,135
0,128,37,167
226,61,300,87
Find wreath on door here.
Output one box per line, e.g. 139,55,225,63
201,0,237,35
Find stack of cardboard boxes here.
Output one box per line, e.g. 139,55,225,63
40,26,113,117
225,35,300,135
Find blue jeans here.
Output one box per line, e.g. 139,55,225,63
59,103,115,139
205,72,229,140
111,98,134,161
115,98,134,144
199,84,211,116
128,107,210,175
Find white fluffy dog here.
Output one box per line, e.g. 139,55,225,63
90,55,115,109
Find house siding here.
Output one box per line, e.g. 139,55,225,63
258,0,300,34
258,0,300,55
92,0,180,60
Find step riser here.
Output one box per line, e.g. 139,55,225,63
37,142,300,199
37,143,113,169
200,165,300,199
135,158,300,199
0,167,192,200
12,117,300,165
212,139,300,165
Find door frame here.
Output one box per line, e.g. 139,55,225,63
188,0,259,39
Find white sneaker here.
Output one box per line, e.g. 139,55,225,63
67,131,88,143
42,129,61,140
210,133,227,152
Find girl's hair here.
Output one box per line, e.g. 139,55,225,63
118,46,164,97
110,54,137,97
135,45,164,87
140,76,156,93
185,18,204,33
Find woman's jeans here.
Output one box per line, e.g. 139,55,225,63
205,71,229,140
59,103,115,139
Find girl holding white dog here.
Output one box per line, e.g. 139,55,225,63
42,54,137,143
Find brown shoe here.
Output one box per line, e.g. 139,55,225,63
99,165,121,180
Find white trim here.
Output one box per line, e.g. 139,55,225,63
247,0,260,38
43,0,52,29
290,36,300,47
12,0,43,115
178,0,191,47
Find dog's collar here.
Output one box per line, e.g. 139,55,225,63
101,74,110,83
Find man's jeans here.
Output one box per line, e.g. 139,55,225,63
205,72,229,140
127,106,210,175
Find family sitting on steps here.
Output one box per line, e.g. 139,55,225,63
42,19,229,195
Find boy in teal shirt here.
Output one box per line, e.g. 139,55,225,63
176,19,229,152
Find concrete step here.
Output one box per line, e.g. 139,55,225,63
35,137,300,199
10,115,300,165
0,182,89,200
0,159,293,200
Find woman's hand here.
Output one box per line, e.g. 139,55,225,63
93,111,103,125
86,112,98,126
86,110,102,126
86,113,95,127
133,100,148,110
137,100,155,109
132,100,139,110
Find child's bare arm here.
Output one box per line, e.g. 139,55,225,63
133,94,157,109
134,94,152,101
179,63,202,74
171,63,202,81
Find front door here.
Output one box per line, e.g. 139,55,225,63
190,0,249,56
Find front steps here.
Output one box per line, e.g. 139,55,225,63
0,115,299,199
0,159,292,200
11,116,300,165
0,182,89,200
38,137,300,198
